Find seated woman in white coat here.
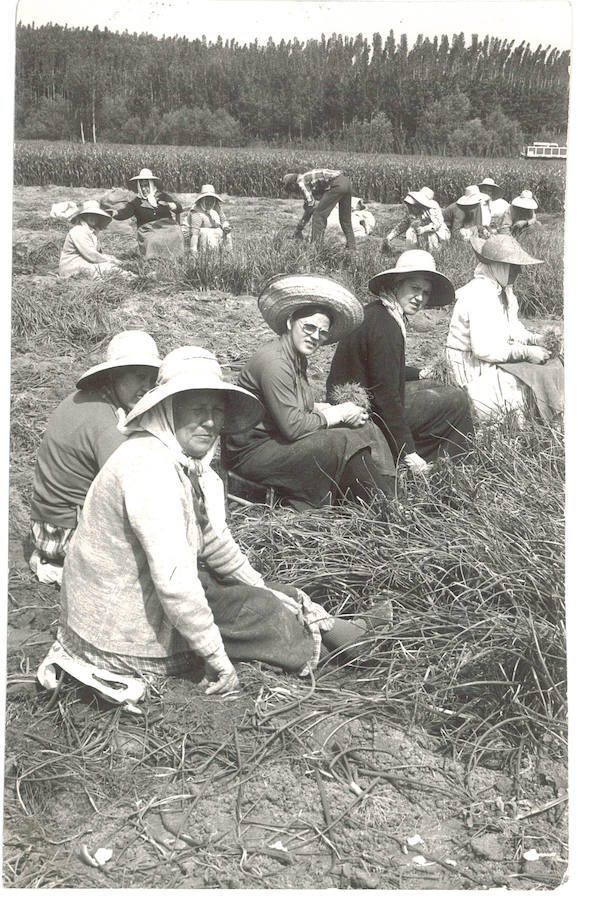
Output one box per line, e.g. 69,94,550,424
59,200,128,279
446,235,552,425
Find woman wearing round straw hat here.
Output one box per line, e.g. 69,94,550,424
500,190,540,237
383,187,448,254
327,250,474,476
225,274,397,508
29,331,161,585
187,183,232,255
51,346,389,697
112,167,184,259
478,177,511,232
58,200,129,279
442,185,491,241
446,235,559,425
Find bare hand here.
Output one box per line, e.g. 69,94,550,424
203,657,240,695
404,452,431,475
525,346,550,365
340,402,369,427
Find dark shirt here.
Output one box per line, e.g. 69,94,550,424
30,390,125,528
326,301,420,460
442,202,481,235
113,192,182,227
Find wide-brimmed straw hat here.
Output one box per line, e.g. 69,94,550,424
478,177,502,197
194,184,223,203
457,185,490,206
76,331,162,389
511,189,539,210
258,273,363,343
124,346,263,433
405,186,435,208
368,249,455,308
470,235,543,266
128,168,161,184
68,199,113,224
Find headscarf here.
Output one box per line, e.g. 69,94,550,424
119,396,227,536
378,289,408,342
473,260,516,308
137,179,159,208
196,197,222,227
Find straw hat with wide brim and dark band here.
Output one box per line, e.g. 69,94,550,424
470,235,543,266
76,331,162,390
128,167,161,185
457,185,490,206
404,186,435,208
124,346,263,434
368,249,455,308
258,273,364,344
68,199,113,225
511,189,539,210
194,183,223,203
478,177,503,198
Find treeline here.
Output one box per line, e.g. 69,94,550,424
15,24,569,155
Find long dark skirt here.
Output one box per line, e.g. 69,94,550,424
404,380,475,461
227,422,391,509
58,573,315,676
137,218,185,259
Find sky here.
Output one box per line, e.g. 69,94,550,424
15,0,572,50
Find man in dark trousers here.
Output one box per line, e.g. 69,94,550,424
282,169,356,250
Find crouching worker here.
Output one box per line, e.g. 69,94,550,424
51,347,383,696
29,331,161,585
59,200,130,279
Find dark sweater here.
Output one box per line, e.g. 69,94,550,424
30,390,125,528
326,301,420,460
113,192,182,227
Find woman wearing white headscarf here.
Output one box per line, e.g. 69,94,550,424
55,347,381,696
446,235,553,424
112,167,184,259
188,183,232,254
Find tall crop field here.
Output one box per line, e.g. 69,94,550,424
13,141,566,211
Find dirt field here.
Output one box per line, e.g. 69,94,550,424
5,186,567,889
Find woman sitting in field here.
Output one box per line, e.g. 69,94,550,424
53,347,386,695
224,274,397,509
446,235,561,425
478,178,510,233
112,167,184,259
499,190,540,237
383,188,447,253
188,183,232,255
442,185,490,241
58,200,128,279
29,331,161,585
327,250,474,475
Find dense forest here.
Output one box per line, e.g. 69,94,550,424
15,23,570,155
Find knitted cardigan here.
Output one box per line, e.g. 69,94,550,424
60,432,264,662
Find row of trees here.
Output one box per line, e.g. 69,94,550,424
15,24,569,154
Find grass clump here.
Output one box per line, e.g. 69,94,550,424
231,417,565,765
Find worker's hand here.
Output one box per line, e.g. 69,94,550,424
531,333,548,347
339,402,369,427
525,346,550,365
222,223,232,234
404,452,431,475
158,200,176,211
304,199,316,209
202,651,239,695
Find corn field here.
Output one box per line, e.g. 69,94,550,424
13,141,566,211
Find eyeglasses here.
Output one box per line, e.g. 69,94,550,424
299,322,330,342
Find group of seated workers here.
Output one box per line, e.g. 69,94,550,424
33,235,561,697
